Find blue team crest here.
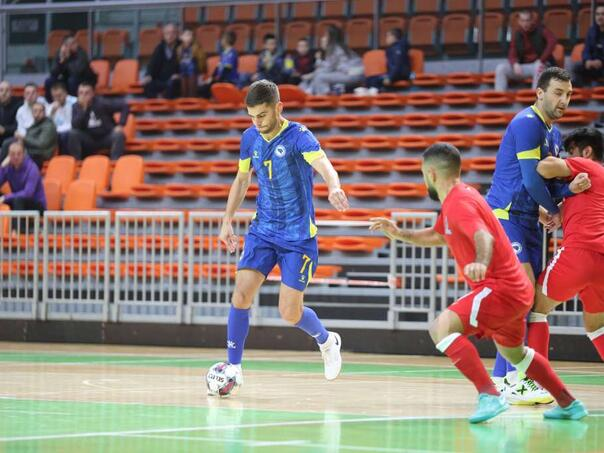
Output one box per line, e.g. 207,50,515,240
275,145,287,158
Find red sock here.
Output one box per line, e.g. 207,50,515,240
437,334,499,396
524,350,574,407
527,313,550,359
588,327,604,361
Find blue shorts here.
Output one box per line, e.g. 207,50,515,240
499,216,543,276
237,232,318,291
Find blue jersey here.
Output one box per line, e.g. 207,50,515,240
238,119,325,244
486,105,563,219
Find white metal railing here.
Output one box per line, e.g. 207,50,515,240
0,210,585,334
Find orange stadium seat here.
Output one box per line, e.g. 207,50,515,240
434,133,473,148
333,236,388,253
413,0,439,13
341,208,387,220
229,116,253,131
412,74,445,88
382,0,405,15
151,139,188,153
262,4,283,21
329,159,356,173
90,60,110,91
373,93,406,108
74,29,96,54
552,43,565,68
279,85,307,105
233,4,258,21
393,158,422,172
442,92,478,106
354,159,394,173
225,23,251,53
79,155,110,192
360,136,398,150
291,2,318,19
440,113,475,128
366,113,402,128
557,110,597,125
363,49,387,78
205,5,229,23
101,29,129,59
473,132,503,148
218,137,241,152
387,183,428,198
207,161,238,174
331,114,367,129
99,155,144,199
144,162,177,175
164,184,198,199
478,90,513,105
174,98,208,112
43,179,62,211
543,9,572,44
408,16,438,54
46,156,77,195
239,54,259,75
379,17,406,47
315,19,344,45
468,157,497,172
130,184,164,199
173,161,207,174
187,139,217,154
284,21,313,52
446,73,482,87
322,0,347,17
402,114,439,128
183,7,199,25
108,59,140,94
254,23,276,52
571,43,584,64
196,25,222,55
48,30,70,59
515,89,537,104
350,0,376,16
197,184,231,199
64,180,96,210
477,12,505,50
578,8,592,40
407,92,440,107
476,112,513,126
139,28,162,59
346,19,373,50
444,0,472,10
211,83,244,105
290,114,329,129
592,87,604,102
338,94,373,108
442,14,471,54
345,183,389,199
305,95,338,109
322,136,360,151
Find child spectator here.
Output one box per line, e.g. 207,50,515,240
366,28,410,91
177,29,207,97
253,34,284,84
283,38,315,85
199,31,239,98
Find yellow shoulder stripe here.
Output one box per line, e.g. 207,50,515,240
516,146,541,160
238,158,251,173
492,203,512,220
303,149,326,165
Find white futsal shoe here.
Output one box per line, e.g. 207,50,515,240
507,377,554,405
319,332,342,380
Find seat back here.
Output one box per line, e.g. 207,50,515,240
43,178,62,211
46,156,77,194
139,28,162,58
64,180,96,210
363,49,387,78
111,59,139,91
110,155,144,193
90,59,110,89
101,29,129,59
79,155,110,192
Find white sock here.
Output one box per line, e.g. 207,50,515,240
528,312,548,323
514,347,535,375
435,333,461,353
587,325,604,341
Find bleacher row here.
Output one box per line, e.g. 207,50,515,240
47,0,593,60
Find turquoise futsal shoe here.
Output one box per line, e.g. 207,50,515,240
469,393,509,424
543,400,588,420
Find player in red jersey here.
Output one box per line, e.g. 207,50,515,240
528,127,604,361
370,143,587,423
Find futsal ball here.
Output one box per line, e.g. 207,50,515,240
206,362,241,398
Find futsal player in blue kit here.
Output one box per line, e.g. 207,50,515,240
218,80,350,387
485,67,590,404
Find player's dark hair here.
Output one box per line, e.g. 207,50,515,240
222,30,236,46
423,142,462,175
263,33,276,42
245,79,280,107
564,127,604,162
388,28,403,40
50,81,67,92
537,67,571,91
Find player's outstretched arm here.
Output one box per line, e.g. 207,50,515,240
537,156,572,179
464,229,494,282
369,218,446,247
220,170,252,253
311,155,349,212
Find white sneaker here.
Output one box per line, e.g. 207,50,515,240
507,377,554,405
232,363,244,386
319,332,342,380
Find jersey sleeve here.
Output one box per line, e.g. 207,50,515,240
449,198,490,242
238,130,253,173
565,157,595,178
295,125,326,165
434,213,445,235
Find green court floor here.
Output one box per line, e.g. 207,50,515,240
0,349,602,452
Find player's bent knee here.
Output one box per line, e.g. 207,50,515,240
583,312,604,333
231,290,253,309
279,304,302,324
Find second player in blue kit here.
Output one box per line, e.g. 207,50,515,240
218,80,350,389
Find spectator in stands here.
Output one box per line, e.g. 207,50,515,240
16,82,47,136
0,141,46,213
299,26,364,95
365,28,410,93
199,31,239,98
68,82,128,160
494,10,557,92
572,4,604,87
283,38,315,85
18,102,57,169
44,35,97,102
252,34,285,84
0,81,20,151
46,82,76,155
143,23,181,99
177,29,207,98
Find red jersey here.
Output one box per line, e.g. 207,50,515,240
434,183,532,296
562,157,604,255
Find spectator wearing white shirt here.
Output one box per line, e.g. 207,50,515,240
46,82,76,155
16,82,47,136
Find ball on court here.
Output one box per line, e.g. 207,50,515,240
206,362,241,398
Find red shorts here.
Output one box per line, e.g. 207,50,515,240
448,284,533,347
538,247,604,314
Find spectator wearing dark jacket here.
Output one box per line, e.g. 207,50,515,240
366,28,410,91
44,35,97,102
68,82,128,160
0,141,46,212
19,102,57,168
284,38,315,85
573,4,604,87
253,34,285,84
143,23,181,99
495,10,557,91
0,81,20,149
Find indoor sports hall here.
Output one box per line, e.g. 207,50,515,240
0,1,602,451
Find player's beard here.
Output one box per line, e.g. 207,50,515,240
427,183,439,201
